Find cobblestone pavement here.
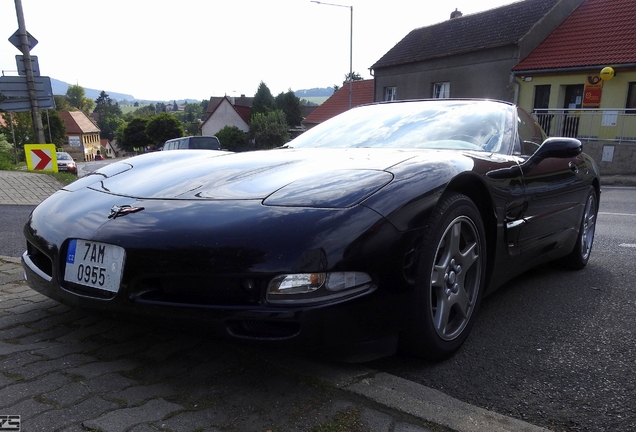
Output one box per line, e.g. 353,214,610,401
0,256,442,432
0,171,63,206
0,254,552,432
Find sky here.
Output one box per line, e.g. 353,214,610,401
1,0,518,102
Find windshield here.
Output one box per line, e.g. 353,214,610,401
56,152,72,160
288,100,513,154
190,136,221,150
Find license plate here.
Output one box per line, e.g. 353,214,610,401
64,240,125,293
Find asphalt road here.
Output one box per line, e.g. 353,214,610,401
2,186,635,432
369,186,636,432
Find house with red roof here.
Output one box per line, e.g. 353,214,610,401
302,80,374,129
370,0,584,103
513,0,636,174
200,96,251,137
58,111,101,161
100,138,119,159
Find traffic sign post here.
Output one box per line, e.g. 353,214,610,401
0,76,55,112
8,29,37,51
0,96,55,111
7,0,46,143
16,55,40,76
24,144,58,172
0,76,52,98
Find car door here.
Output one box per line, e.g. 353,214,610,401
514,108,588,262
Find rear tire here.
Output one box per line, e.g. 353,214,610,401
564,187,598,270
401,193,487,360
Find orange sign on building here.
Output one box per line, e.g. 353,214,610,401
583,75,603,108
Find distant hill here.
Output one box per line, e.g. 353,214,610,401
50,78,334,104
50,78,135,102
295,87,334,98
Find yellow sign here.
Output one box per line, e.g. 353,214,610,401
600,66,615,80
24,144,58,172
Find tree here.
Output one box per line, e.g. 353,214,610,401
0,132,13,169
0,112,33,162
132,104,156,118
53,95,72,111
120,117,150,152
200,99,209,113
145,113,184,146
251,81,275,118
333,71,364,91
0,109,66,162
41,110,66,147
94,91,124,140
172,100,178,111
184,103,203,123
275,90,303,127
114,121,127,145
99,116,125,142
66,84,95,114
215,126,248,151
249,110,290,149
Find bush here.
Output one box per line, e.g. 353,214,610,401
216,126,248,151
249,110,290,149
0,135,15,170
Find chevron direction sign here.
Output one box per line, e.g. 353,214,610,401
24,144,58,172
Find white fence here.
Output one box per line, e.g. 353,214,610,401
532,109,636,144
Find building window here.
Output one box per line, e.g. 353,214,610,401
627,82,636,113
533,85,552,133
384,87,397,101
433,82,450,99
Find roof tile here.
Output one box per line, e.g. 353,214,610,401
372,0,560,69
59,111,100,134
302,80,375,126
514,0,636,70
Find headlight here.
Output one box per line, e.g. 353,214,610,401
266,271,373,305
263,170,392,208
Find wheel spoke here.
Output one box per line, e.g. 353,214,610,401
448,222,462,257
431,263,446,286
452,281,471,319
433,293,451,335
458,240,479,271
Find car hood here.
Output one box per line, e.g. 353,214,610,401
67,148,475,207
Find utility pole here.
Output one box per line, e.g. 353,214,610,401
311,1,353,109
14,0,46,143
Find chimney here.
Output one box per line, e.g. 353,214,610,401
450,8,462,19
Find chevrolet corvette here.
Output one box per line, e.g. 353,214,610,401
22,99,599,361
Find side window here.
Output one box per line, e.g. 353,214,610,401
179,139,188,149
517,108,546,156
164,142,172,150
432,82,450,99
384,87,397,101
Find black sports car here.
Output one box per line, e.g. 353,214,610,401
22,100,599,361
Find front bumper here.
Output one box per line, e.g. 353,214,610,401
21,189,414,359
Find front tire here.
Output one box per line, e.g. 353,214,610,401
402,193,487,360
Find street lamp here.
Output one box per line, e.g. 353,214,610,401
311,1,353,109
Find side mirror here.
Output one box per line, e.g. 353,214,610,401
524,137,581,169
486,137,582,180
